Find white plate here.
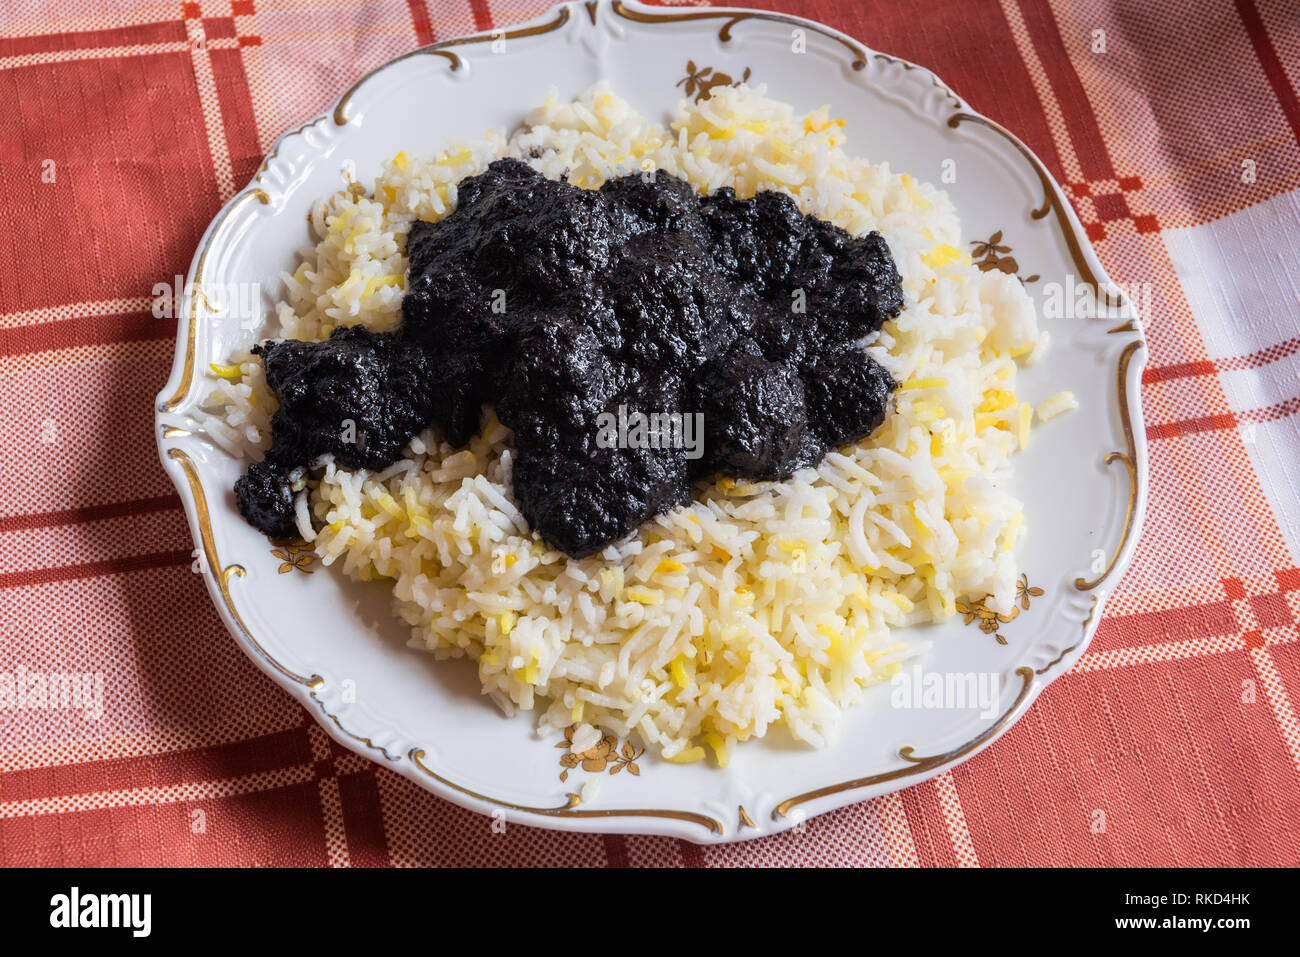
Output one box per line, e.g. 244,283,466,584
155,0,1147,843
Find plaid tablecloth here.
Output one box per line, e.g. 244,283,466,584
1,0,1297,867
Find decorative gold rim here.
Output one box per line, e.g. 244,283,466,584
947,113,1124,310
331,6,574,126
611,1,961,108
316,702,402,762
252,117,326,182
158,189,270,413
167,449,324,688
171,449,404,763
1073,339,1143,590
772,667,1035,820
1034,595,1100,676
614,2,866,69
410,749,724,833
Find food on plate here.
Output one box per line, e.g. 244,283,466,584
200,84,1070,761
236,157,902,556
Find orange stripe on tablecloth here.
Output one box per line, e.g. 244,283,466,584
208,45,264,188
1234,0,1300,148
0,19,187,58
899,773,960,866
1147,412,1239,441
1014,0,1117,182
1146,396,1300,440
1097,601,1240,647
231,3,275,168
1074,632,1251,673
1143,358,1220,385
1143,336,1300,384
602,832,629,867
0,766,317,823
0,494,181,533
0,778,332,865
1249,646,1300,773
0,549,193,590
337,769,392,867
0,309,169,357
996,0,1083,183
469,0,494,32
0,706,308,776
406,0,436,46
0,727,314,802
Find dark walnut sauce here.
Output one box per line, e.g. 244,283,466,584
235,157,904,557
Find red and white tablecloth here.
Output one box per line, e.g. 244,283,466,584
1,0,1298,867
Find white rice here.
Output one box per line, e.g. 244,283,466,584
203,83,1073,762
1036,390,1079,422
